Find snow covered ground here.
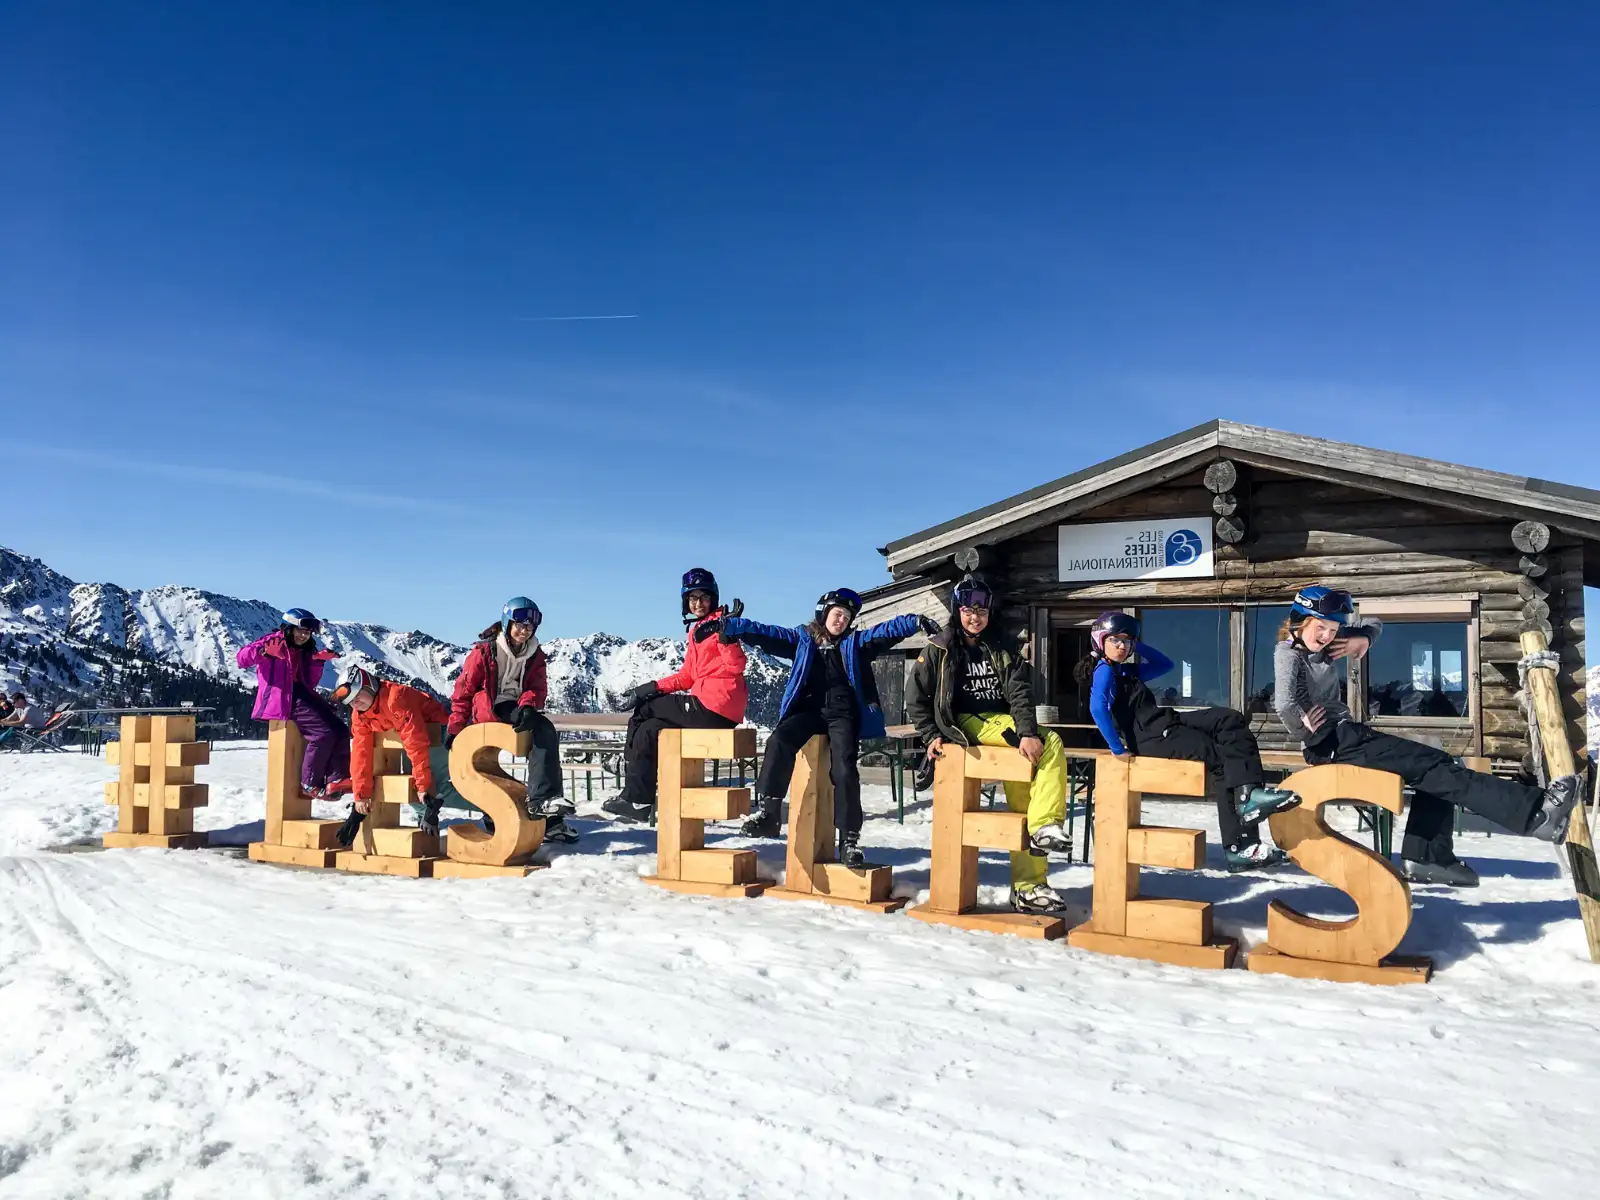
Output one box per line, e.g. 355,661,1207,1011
2,746,1598,1199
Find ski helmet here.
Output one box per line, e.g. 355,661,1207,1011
1089,611,1140,655
502,596,542,630
1290,585,1354,625
333,665,378,706
280,607,322,635
680,567,719,619
952,574,995,612
815,587,863,626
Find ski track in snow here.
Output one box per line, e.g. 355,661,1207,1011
2,747,1598,1198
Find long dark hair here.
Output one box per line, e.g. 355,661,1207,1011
1073,650,1102,688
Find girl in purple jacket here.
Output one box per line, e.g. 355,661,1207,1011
237,608,351,797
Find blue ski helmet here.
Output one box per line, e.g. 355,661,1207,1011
1090,611,1140,654
503,596,542,630
681,567,719,619
280,607,322,635
1290,585,1354,625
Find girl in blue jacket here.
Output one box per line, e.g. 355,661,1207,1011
1075,611,1299,871
696,588,934,865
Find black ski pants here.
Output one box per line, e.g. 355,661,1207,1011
619,694,736,807
756,704,863,836
1305,722,1541,864
1128,707,1266,852
492,701,563,803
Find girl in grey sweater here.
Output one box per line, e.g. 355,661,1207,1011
1273,585,1581,887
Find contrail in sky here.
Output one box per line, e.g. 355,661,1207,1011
516,314,639,321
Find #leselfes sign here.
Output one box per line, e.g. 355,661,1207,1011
1058,518,1214,582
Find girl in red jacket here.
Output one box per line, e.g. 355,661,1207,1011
603,568,747,822
447,596,578,844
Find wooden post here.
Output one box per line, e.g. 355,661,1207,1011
906,744,1065,938
765,735,905,913
334,725,445,877
432,722,548,879
1519,629,1600,962
102,714,209,849
248,720,344,868
1066,755,1235,968
1246,765,1432,985
642,727,767,898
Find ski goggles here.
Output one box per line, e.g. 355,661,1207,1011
285,616,322,634
953,583,994,610
681,569,716,595
506,606,541,627
1292,589,1354,619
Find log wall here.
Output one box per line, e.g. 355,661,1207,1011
980,468,1585,764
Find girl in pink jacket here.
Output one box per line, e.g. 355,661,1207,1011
237,608,350,797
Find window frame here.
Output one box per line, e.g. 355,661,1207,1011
1353,599,1479,747
1131,603,1237,712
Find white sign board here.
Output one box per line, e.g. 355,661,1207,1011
1057,518,1214,582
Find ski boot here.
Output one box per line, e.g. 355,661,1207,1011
1010,883,1067,914
742,795,783,838
1225,842,1288,873
1403,857,1479,888
542,794,577,818
1528,774,1584,844
541,812,580,844
1235,785,1300,825
1028,822,1073,856
601,794,654,823
841,831,866,868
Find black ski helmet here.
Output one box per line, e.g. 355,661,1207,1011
681,567,719,620
951,574,995,613
814,587,863,626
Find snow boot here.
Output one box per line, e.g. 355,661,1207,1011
601,794,654,823
541,813,580,844
1010,883,1067,914
322,777,352,798
841,831,866,868
1235,785,1300,825
1225,842,1288,872
1028,822,1072,856
542,794,576,818
1528,774,1584,844
742,795,783,838
1404,857,1480,888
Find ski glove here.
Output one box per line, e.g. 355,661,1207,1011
419,794,442,837
510,705,542,733
693,617,726,643
617,682,659,711
335,804,365,849
917,615,942,636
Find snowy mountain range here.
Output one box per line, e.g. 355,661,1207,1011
0,545,789,726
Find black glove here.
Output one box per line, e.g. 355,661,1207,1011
918,615,942,636
510,704,541,732
693,617,726,643
725,598,744,619
419,794,442,836
617,682,658,711
335,804,365,849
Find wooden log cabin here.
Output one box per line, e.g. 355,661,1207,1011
858,420,1597,772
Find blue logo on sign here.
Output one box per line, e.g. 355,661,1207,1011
1165,529,1203,567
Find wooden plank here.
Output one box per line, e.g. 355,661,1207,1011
1128,757,1206,794
102,830,207,850
333,852,436,878
1126,898,1210,944
766,884,906,914
1065,927,1237,970
811,862,893,903
116,715,147,836
680,726,757,760
958,744,1034,783
280,819,343,850
1088,756,1138,936
360,827,441,858
906,906,1066,939
248,841,337,869
927,752,980,913
145,715,174,837
430,860,545,880
679,787,751,822
1247,945,1432,986
654,729,702,882
679,849,758,885
782,735,832,895
961,810,1028,852
1127,826,1203,869
642,875,771,898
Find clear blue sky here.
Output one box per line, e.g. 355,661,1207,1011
3,3,1597,644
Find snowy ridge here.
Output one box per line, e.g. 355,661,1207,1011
1,545,787,722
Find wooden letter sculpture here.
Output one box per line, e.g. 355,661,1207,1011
1066,755,1235,968
335,725,444,877
907,744,1064,938
765,734,905,913
642,727,768,898
103,714,209,849
431,722,547,879
1246,764,1432,985
248,720,345,868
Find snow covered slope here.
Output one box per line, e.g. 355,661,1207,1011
1,749,1597,1197
0,545,788,722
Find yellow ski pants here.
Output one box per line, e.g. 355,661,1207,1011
954,713,1067,890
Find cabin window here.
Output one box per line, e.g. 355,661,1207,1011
1137,607,1231,708
1364,619,1470,719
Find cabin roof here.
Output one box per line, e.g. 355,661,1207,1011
880,418,1600,577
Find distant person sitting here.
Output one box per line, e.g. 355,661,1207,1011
1,692,49,730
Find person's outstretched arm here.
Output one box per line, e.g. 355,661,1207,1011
700,617,800,660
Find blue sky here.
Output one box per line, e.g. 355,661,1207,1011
2,4,1597,644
